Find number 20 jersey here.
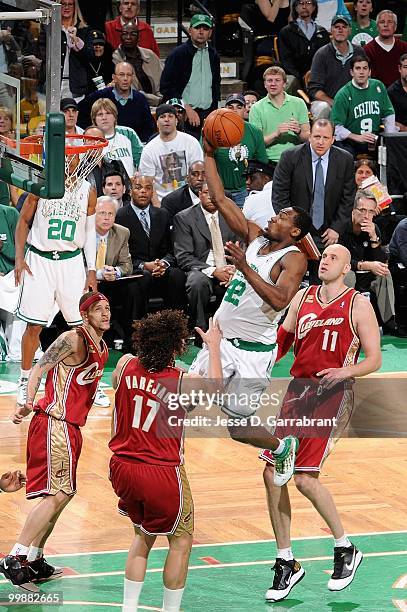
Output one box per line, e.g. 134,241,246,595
28,180,91,251
291,285,361,380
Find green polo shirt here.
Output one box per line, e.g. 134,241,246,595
214,122,268,191
249,93,309,163
182,46,213,110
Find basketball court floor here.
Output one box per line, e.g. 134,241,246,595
1,342,407,611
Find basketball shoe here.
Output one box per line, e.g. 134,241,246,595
93,386,110,407
29,557,64,582
0,555,39,593
16,377,29,407
328,544,363,591
273,436,299,486
265,558,305,601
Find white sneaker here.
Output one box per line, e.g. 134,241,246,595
273,436,299,487
16,377,29,407
93,387,110,407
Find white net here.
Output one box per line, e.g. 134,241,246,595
64,136,107,200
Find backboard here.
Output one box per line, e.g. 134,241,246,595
0,0,65,198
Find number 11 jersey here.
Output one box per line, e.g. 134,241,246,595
291,285,361,380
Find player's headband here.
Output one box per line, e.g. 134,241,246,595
80,292,108,314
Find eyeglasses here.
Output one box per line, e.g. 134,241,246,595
297,1,313,5
355,208,375,215
97,211,114,217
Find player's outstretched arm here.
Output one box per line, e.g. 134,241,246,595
317,293,382,387
182,319,224,399
204,138,261,244
276,287,307,361
12,331,80,424
14,194,39,286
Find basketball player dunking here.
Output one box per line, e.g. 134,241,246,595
261,245,382,602
0,292,110,593
110,311,223,612
190,138,312,485
14,156,98,408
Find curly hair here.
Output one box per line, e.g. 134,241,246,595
131,310,189,372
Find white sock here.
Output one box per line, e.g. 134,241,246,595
122,578,144,611
273,439,285,455
10,543,29,557
27,546,43,562
277,547,294,561
162,586,185,612
334,535,352,548
20,369,31,380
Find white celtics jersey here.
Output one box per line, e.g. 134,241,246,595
215,237,300,344
29,180,91,252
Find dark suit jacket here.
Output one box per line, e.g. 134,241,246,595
161,185,195,223
173,204,238,272
272,143,354,235
99,223,132,276
115,204,175,270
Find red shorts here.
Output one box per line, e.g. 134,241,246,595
260,380,354,472
26,411,83,498
109,455,194,536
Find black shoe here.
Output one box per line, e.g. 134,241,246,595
328,544,363,591
29,556,64,582
265,558,305,601
0,555,39,592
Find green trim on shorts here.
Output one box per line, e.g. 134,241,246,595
14,310,47,326
28,245,82,261
226,338,277,352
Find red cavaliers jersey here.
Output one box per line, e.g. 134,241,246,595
35,326,108,427
291,285,361,380
109,356,185,466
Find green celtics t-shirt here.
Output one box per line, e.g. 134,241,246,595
350,19,378,47
331,79,394,135
214,122,268,191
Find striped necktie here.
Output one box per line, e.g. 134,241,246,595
139,209,150,236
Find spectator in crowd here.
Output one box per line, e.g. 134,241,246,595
38,0,91,100
350,0,378,47
160,14,220,140
389,218,407,336
215,93,268,208
116,175,186,311
91,97,143,179
112,21,162,106
173,183,237,332
0,29,19,107
161,160,205,223
331,55,396,157
278,0,330,93
272,119,354,280
138,104,203,202
80,61,155,142
354,158,376,187
243,90,260,120
77,0,110,31
61,97,84,135
0,106,15,139
249,66,310,166
315,0,351,31
254,0,290,54
95,195,145,350
105,0,159,56
308,15,364,119
83,125,130,198
339,189,399,334
85,29,114,94
102,171,128,207
388,53,407,132
364,10,407,87
242,160,275,228
165,98,187,131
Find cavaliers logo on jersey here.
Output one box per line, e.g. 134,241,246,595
76,362,104,385
305,295,314,303
297,313,344,339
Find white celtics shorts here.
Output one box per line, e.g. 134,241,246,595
189,337,277,418
15,248,85,326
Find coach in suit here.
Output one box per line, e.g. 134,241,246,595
161,160,205,224
116,176,186,311
272,119,354,246
173,184,238,330
95,196,146,348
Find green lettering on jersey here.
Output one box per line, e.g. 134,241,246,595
47,218,77,241
224,278,246,307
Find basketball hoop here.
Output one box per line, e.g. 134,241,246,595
0,133,107,197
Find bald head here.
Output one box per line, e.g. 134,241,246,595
324,244,351,265
319,244,351,283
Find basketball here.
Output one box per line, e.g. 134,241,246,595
203,108,245,148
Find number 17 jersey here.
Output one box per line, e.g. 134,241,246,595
291,285,361,380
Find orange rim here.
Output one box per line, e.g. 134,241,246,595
0,133,108,155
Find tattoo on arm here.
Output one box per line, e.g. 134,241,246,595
37,336,74,370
